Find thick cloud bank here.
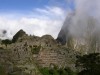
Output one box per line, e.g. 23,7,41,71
69,0,100,37
0,6,66,39
59,0,100,40
57,0,100,53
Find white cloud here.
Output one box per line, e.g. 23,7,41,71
35,6,65,15
0,6,66,39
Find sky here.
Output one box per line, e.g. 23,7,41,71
0,0,74,39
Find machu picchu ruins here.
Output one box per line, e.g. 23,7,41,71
0,29,81,75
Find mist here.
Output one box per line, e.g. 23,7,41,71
70,0,100,37
58,0,100,53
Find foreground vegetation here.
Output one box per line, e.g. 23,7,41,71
39,53,100,75
0,53,100,75
39,67,77,75
76,53,100,75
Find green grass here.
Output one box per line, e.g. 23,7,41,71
39,67,77,75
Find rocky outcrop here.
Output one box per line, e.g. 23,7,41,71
57,14,100,54
56,12,75,45
12,29,28,43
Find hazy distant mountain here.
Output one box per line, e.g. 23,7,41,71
57,12,75,45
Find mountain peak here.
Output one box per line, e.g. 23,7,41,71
12,29,27,43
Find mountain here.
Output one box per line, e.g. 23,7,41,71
12,29,27,43
0,29,79,75
57,12,100,54
56,12,75,45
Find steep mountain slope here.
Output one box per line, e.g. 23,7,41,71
12,29,28,43
57,13,100,54
57,12,75,45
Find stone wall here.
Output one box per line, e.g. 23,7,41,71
36,47,77,71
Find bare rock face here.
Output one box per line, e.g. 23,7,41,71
57,12,100,54
56,12,75,45
12,29,28,43
56,25,68,45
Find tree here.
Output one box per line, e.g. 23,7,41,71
76,53,100,75
39,67,76,75
1,39,12,47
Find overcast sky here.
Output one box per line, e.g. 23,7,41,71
0,0,74,39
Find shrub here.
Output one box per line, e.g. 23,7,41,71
76,53,100,75
31,45,41,54
39,67,77,75
0,65,7,75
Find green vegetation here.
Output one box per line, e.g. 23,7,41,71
76,53,100,75
0,65,7,75
31,45,41,54
39,67,77,75
1,39,12,46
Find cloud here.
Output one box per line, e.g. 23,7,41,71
60,0,100,48
0,6,66,39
